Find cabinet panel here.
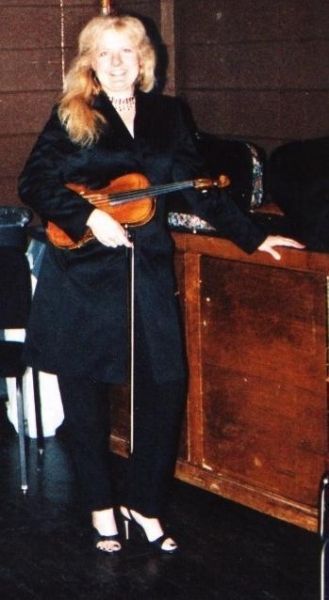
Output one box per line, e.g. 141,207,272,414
198,256,328,517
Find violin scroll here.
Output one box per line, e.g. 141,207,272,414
193,174,231,191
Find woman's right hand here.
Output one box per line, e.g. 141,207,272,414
86,209,133,248
257,235,304,260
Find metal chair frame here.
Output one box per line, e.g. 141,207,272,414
0,243,43,492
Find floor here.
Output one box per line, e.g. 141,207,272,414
0,399,321,600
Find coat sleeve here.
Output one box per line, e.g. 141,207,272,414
171,100,266,254
18,107,94,242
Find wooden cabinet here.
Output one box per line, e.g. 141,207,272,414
111,232,329,532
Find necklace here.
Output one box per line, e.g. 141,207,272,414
109,96,136,112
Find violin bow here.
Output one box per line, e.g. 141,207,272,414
127,238,135,455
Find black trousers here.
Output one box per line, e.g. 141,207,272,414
58,321,186,517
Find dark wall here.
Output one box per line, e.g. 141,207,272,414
0,0,327,207
174,0,329,151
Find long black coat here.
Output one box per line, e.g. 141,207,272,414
18,91,265,384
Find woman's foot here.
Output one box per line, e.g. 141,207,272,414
120,506,178,553
92,508,121,553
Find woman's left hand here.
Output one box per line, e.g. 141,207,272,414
257,235,305,261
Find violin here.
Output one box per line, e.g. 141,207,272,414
46,171,231,249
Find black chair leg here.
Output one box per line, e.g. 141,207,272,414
16,377,28,493
32,369,44,454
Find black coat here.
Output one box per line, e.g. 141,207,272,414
18,91,265,384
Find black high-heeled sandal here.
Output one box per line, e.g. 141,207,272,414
120,507,178,554
93,528,122,554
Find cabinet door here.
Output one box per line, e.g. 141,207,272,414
200,257,327,508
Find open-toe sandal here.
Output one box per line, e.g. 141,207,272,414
93,529,122,554
120,508,178,554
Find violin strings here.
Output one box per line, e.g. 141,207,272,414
109,180,194,205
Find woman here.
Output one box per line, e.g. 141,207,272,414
18,14,303,554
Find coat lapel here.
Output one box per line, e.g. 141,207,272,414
134,91,158,147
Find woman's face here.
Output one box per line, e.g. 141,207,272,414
91,28,140,97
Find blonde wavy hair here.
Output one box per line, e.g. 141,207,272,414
58,15,156,146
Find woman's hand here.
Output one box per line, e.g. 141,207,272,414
257,235,305,260
86,209,133,248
